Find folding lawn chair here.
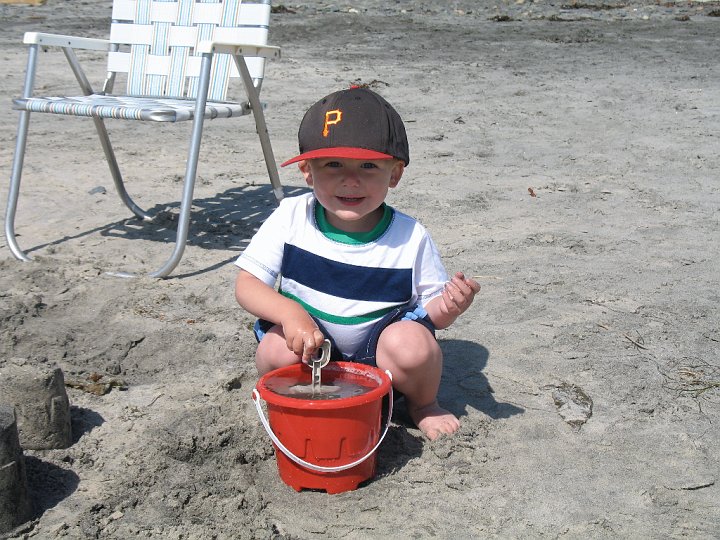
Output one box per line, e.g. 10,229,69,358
5,0,283,278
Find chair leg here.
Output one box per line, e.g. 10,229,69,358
255,113,284,203
91,117,153,222
108,121,202,278
234,54,284,202
108,54,215,279
4,112,154,263
62,44,152,222
142,122,202,278
5,44,40,261
5,109,33,262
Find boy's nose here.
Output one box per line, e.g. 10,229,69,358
341,172,360,186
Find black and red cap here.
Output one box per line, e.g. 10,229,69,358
281,87,410,167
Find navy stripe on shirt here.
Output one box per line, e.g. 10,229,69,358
282,244,412,303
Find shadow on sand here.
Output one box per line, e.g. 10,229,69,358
23,184,310,276
377,339,523,477
440,339,524,421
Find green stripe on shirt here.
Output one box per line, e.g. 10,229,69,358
315,202,393,245
281,291,396,325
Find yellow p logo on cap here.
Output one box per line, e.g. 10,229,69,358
323,110,342,137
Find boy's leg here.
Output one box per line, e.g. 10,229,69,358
375,321,460,440
255,325,301,375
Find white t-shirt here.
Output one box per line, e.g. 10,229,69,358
235,192,448,357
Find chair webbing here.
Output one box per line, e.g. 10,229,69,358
110,0,270,100
14,94,250,122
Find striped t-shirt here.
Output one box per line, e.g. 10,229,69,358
235,192,448,357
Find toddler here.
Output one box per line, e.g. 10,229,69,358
235,87,480,440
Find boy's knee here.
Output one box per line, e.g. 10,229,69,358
377,321,440,369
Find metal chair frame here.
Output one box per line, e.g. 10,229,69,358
5,0,283,278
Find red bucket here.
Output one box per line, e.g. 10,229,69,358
252,362,393,494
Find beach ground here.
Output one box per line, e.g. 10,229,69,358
1,1,719,537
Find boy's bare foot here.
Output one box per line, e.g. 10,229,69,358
408,401,460,441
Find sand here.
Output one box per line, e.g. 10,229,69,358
1,0,719,537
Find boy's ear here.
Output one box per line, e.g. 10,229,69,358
389,161,404,188
298,160,313,186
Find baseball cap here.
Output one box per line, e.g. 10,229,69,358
281,87,410,167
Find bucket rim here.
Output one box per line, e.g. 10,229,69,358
255,361,391,409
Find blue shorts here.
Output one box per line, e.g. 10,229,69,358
253,304,436,367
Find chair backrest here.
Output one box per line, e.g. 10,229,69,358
108,0,271,101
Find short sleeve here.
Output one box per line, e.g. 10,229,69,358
415,232,448,306
235,198,293,287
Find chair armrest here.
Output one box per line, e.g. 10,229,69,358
196,41,281,59
23,32,110,51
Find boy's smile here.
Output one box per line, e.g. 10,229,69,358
299,157,404,233
337,196,363,205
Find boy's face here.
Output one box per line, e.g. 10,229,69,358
299,158,404,233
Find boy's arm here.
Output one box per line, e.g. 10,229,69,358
234,269,325,360
424,272,481,330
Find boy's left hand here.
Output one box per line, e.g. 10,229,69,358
440,271,481,317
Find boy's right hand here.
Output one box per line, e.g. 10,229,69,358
281,313,325,361
235,270,325,360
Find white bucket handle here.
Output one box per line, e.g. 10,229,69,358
252,370,394,473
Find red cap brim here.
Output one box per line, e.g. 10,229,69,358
280,147,395,167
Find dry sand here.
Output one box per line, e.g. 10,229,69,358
1,0,719,538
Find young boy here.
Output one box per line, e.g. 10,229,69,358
234,87,480,440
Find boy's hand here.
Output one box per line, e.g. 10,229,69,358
281,313,325,361
439,271,481,318
235,270,325,361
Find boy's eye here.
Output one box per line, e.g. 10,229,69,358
360,162,378,169
324,161,342,168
